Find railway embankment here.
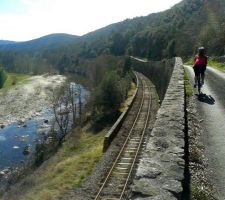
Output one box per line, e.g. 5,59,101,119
62,57,186,200
102,73,139,152
63,72,160,200
131,58,185,199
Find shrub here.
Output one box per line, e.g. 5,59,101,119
0,66,7,88
92,70,132,129
35,144,47,166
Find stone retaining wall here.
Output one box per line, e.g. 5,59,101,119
131,57,185,199
103,57,176,152
131,58,175,101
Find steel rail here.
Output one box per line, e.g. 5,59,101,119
94,72,151,200
119,74,152,199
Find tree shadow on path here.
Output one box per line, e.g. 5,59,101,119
196,93,215,105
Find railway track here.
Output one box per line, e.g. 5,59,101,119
94,72,153,200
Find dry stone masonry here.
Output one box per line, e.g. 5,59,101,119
131,58,175,101
131,58,185,199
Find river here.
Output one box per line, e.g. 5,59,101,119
0,75,89,176
0,109,55,171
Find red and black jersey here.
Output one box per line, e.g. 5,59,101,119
194,55,207,67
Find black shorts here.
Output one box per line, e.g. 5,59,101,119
193,65,206,76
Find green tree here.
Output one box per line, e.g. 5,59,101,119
122,56,131,77
166,39,176,57
92,68,132,130
95,71,123,112
0,65,7,88
110,33,127,56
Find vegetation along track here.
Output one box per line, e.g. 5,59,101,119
94,72,153,200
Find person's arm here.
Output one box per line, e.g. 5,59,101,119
193,55,197,67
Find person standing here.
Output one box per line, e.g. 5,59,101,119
193,47,207,87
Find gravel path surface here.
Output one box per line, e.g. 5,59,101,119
185,65,225,199
0,75,66,127
187,92,217,199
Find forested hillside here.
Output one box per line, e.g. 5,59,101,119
0,41,15,45
0,0,224,73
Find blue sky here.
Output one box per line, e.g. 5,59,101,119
0,0,26,14
0,0,182,41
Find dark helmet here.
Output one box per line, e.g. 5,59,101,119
198,46,205,55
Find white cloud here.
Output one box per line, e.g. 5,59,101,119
0,0,182,41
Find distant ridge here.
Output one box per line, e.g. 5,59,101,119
0,40,16,45
0,33,80,53
0,0,224,73
24,33,80,44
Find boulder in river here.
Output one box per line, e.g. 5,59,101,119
35,112,41,116
0,168,11,176
23,145,31,155
0,124,5,129
45,136,53,144
20,135,29,142
18,119,25,125
0,171,5,177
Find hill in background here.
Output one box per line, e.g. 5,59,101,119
0,0,224,73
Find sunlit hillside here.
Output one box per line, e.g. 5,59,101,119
0,0,224,74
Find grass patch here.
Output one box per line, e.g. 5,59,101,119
184,57,225,72
184,71,193,97
2,73,31,90
184,57,194,65
5,128,106,200
191,182,217,200
207,59,225,72
189,147,203,164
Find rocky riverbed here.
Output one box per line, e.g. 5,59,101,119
0,74,66,128
0,74,66,177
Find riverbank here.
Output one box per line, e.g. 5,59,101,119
2,73,31,91
1,80,137,200
1,128,107,200
0,74,66,189
0,74,66,128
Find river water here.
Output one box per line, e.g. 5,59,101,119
0,83,89,172
0,110,52,170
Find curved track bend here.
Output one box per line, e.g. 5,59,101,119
94,72,153,200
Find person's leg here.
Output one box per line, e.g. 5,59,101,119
195,75,201,88
201,73,205,84
194,67,199,87
194,76,198,87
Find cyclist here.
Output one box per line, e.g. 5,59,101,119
193,47,207,88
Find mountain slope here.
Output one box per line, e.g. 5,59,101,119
0,41,16,45
79,0,225,59
0,33,80,53
0,0,224,73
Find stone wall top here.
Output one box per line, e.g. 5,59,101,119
131,58,175,101
131,57,185,199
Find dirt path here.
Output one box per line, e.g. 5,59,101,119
0,75,66,127
185,65,225,199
